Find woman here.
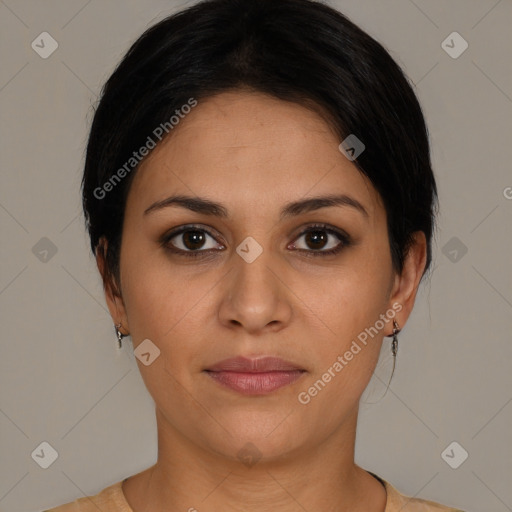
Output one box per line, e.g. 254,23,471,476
45,0,465,510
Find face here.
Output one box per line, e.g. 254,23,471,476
100,90,424,463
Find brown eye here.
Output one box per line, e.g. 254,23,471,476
162,225,224,257
181,229,208,250
290,224,351,257
304,230,329,250
161,223,350,259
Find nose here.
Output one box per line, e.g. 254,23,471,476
217,246,293,335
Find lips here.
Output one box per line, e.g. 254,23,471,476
204,356,306,395
206,356,304,373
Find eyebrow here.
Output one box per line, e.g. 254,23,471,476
143,193,369,220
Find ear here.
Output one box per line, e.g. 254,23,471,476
386,231,427,334
96,237,130,335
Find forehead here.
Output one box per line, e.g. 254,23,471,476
127,90,383,221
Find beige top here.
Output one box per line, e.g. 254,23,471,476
43,474,464,511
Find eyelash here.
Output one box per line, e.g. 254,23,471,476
160,223,351,259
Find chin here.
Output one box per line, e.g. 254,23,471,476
205,417,306,464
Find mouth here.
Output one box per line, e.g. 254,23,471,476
204,356,306,395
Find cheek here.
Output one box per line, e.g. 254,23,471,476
119,236,190,341
119,236,219,376
299,253,392,390
308,284,387,388
312,262,391,340
296,278,390,415
121,271,173,341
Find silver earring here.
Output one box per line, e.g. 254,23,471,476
391,319,400,359
384,320,401,396
114,323,126,349
362,319,402,404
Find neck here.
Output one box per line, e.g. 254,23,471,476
122,406,387,512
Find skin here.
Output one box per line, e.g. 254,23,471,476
97,89,427,512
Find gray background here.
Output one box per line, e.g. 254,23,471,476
0,0,511,511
